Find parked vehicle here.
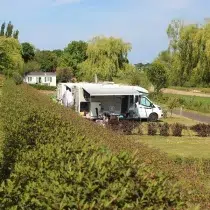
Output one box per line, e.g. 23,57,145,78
57,82,163,121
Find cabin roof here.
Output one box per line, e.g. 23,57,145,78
26,72,56,76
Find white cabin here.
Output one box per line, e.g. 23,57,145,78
24,72,56,87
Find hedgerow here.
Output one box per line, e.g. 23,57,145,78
29,84,57,91
0,80,209,209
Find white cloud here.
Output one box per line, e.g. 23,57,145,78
53,0,81,6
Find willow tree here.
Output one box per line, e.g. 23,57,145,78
78,36,132,81
0,37,23,77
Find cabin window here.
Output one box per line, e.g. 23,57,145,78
28,77,32,82
45,77,52,82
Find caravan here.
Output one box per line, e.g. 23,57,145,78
57,82,163,121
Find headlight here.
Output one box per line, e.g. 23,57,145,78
158,106,162,110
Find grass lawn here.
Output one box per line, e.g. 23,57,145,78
156,93,210,114
131,115,210,159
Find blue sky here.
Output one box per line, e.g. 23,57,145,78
0,0,209,63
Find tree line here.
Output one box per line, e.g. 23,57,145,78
152,19,210,90
0,21,139,84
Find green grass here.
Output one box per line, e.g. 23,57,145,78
155,93,210,114
132,135,210,159
131,115,210,159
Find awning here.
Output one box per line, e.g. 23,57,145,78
83,86,141,96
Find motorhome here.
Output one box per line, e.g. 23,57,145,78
57,82,163,121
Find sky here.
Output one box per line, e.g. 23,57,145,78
0,0,209,64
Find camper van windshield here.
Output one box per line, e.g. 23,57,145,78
140,97,152,107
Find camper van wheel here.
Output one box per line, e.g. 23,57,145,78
149,113,158,122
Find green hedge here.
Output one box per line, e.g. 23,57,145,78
0,80,209,209
29,84,57,91
0,80,187,209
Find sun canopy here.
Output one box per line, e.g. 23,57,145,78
83,86,141,96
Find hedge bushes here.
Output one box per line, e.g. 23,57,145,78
29,84,57,91
0,80,187,209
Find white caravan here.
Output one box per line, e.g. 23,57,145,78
57,82,163,121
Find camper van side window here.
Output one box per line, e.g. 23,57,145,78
130,96,134,105
135,96,139,103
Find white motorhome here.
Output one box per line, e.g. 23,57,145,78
57,82,163,121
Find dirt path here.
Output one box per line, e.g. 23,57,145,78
173,109,210,124
162,88,210,98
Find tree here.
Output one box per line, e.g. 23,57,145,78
56,67,73,82
52,49,63,58
13,30,19,39
23,61,41,75
0,22,5,36
78,36,132,81
5,21,13,38
147,61,168,93
21,42,35,63
0,37,23,77
167,98,180,116
35,50,58,72
167,19,183,52
58,41,88,76
0,21,19,39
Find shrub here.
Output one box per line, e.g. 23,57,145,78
12,72,23,85
159,123,170,136
171,123,183,137
29,84,56,91
0,80,187,209
148,123,158,136
108,119,138,135
191,123,210,137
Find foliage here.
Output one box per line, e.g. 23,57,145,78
153,93,210,114
0,21,19,39
0,37,23,77
158,19,210,87
107,119,138,135
52,49,63,58
23,60,41,75
21,42,35,63
56,67,73,83
159,123,170,136
35,50,58,72
167,97,180,116
147,123,158,136
191,123,210,137
58,41,87,76
0,80,187,209
79,36,132,81
29,84,56,91
146,61,168,93
171,123,183,137
13,72,23,85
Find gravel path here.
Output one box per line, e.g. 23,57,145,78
162,88,210,98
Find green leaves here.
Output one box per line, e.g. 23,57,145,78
78,36,132,81
0,80,186,209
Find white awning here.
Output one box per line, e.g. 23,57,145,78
83,86,141,96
